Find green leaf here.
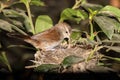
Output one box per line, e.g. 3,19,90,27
3,9,23,17
62,55,84,67
0,52,12,72
81,3,103,11
24,17,33,33
12,25,27,35
0,19,27,35
34,64,59,72
35,15,53,34
99,5,120,21
104,56,120,62
93,16,115,39
112,34,120,41
30,0,45,6
9,19,25,30
59,8,88,23
104,46,120,53
71,30,81,40
0,19,13,32
111,19,120,32
2,9,33,33
20,0,30,5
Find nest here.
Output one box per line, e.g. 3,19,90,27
26,44,101,72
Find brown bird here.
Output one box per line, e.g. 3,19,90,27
8,22,72,51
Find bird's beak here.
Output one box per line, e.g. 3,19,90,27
64,37,70,44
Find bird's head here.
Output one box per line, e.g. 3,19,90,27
55,22,72,43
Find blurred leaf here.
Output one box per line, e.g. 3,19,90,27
34,64,59,72
112,34,120,40
9,19,25,30
104,46,120,53
0,19,13,32
60,8,88,23
30,0,45,6
35,15,53,34
12,25,27,35
24,17,33,33
93,16,115,39
2,9,33,33
20,0,30,5
81,3,103,11
0,19,27,35
0,51,12,72
99,5,120,21
111,19,120,32
71,30,81,40
104,56,120,62
3,9,23,17
62,55,84,67
20,0,45,6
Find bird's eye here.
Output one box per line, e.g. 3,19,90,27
66,31,68,33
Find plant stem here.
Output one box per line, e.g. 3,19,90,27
72,0,82,9
26,2,35,34
86,45,97,61
90,20,94,40
89,10,98,40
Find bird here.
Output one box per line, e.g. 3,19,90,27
8,22,72,51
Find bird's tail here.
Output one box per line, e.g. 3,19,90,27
7,32,31,41
7,33,39,48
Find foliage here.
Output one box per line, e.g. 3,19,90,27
0,51,12,72
0,0,120,73
34,64,59,72
59,8,88,23
35,15,53,34
0,0,50,35
61,55,84,68
34,55,84,72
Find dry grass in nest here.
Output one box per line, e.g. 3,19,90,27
26,44,101,72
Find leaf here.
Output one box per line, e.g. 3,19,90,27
35,15,53,34
9,19,25,30
0,19,13,32
59,8,88,23
104,56,120,62
0,19,27,35
2,9,33,33
71,29,81,40
24,17,33,33
111,19,120,32
112,34,120,41
34,64,59,72
2,9,23,17
99,5,120,21
93,16,115,39
20,0,30,5
0,52,12,72
30,0,45,6
81,3,103,11
104,46,120,53
62,55,84,67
